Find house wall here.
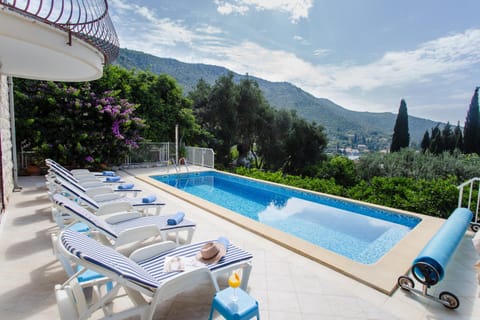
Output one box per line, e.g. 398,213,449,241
0,75,14,205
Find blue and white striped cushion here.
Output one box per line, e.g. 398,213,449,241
138,240,253,283
109,215,196,234
61,229,159,289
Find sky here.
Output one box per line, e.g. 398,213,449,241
109,0,480,124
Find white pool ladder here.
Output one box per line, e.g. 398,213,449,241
457,177,480,231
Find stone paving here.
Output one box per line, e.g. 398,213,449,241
0,172,479,319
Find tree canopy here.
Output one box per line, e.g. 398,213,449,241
189,73,328,173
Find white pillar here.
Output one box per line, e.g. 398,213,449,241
175,124,179,165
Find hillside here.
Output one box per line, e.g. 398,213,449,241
115,48,442,150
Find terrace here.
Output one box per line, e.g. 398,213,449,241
0,0,119,81
0,166,479,319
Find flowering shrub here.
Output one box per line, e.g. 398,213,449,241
15,80,144,167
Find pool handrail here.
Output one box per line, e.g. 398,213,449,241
457,177,480,231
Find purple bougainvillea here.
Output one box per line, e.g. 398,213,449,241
15,81,145,167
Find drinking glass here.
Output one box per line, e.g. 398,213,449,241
228,272,241,302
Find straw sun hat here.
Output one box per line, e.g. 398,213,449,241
196,241,227,264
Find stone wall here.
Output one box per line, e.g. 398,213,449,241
0,75,14,204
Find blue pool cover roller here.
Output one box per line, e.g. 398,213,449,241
412,208,472,285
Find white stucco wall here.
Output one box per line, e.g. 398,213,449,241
0,75,14,204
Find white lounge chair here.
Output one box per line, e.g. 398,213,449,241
46,159,127,186
52,194,194,248
55,229,253,320
49,179,165,217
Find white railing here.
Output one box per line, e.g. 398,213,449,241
123,143,214,169
185,146,215,168
457,177,480,231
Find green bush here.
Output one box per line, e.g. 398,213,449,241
234,167,344,196
313,155,358,187
347,176,458,218
357,149,480,182
233,167,460,219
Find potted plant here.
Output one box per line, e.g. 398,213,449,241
26,162,41,176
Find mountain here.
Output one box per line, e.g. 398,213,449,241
115,48,443,151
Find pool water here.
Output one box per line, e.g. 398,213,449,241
152,171,421,264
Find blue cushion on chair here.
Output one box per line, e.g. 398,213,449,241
102,171,115,176
118,183,134,190
69,222,89,233
142,195,157,203
106,176,121,182
167,212,185,225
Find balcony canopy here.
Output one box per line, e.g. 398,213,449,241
0,0,119,82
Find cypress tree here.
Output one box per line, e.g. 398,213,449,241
454,121,463,152
420,130,430,153
463,87,480,154
442,122,455,153
390,99,410,152
429,125,442,155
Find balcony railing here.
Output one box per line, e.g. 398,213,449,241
1,0,119,63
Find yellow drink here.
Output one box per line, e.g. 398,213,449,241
228,272,241,288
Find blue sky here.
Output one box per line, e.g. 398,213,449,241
109,0,480,124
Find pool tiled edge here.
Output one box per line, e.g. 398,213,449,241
137,173,444,295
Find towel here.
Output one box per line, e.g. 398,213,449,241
106,176,121,182
69,222,89,233
217,236,230,252
102,170,116,176
167,212,185,225
142,195,157,203
118,183,134,190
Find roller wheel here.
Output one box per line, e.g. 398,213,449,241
397,276,414,290
412,262,440,286
439,291,459,309
471,223,480,233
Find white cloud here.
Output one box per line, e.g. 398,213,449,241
293,35,311,45
328,29,480,91
196,24,224,35
109,0,480,122
214,0,249,15
313,48,331,57
214,0,313,22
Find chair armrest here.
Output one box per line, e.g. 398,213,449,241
80,181,104,188
86,186,115,196
104,212,142,224
91,192,124,203
96,202,134,215
129,241,177,262
114,225,161,248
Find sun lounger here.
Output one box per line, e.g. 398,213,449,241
49,178,164,216
55,229,253,320
52,194,194,247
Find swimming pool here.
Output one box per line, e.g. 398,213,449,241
151,171,421,264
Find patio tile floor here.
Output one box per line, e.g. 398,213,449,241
0,170,479,319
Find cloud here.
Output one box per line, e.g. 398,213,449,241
110,0,228,56
313,48,331,57
109,1,480,122
214,0,314,23
196,24,225,35
214,0,249,15
293,35,311,45
328,29,480,91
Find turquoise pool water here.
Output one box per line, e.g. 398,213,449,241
151,171,421,264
